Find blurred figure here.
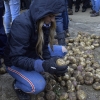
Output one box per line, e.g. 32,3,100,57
3,0,20,34
68,0,73,15
75,0,90,12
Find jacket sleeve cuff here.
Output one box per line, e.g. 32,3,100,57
34,59,44,73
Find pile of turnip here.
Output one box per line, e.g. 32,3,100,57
34,32,100,100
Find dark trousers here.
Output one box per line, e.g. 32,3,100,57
67,0,73,9
75,0,90,9
0,8,3,29
21,0,31,9
0,7,7,56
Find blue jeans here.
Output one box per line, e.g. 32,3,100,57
4,0,20,33
91,0,95,10
63,0,69,31
56,0,69,34
7,45,66,94
62,10,69,31
91,0,100,12
56,13,64,33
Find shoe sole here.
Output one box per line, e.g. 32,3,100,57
12,80,31,100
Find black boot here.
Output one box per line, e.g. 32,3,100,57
12,80,31,100
56,32,66,46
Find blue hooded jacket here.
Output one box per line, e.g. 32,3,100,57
7,0,65,71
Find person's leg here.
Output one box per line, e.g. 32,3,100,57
67,0,73,15
0,7,7,74
9,0,20,21
55,13,66,45
0,7,4,29
82,0,90,12
24,0,31,9
90,0,100,17
20,0,26,10
0,34,7,56
90,0,96,14
62,0,70,37
3,1,11,34
62,11,69,31
68,0,73,9
48,45,67,57
56,13,64,33
75,0,81,12
63,0,69,32
91,0,95,10
7,66,46,94
0,7,7,54
62,11,70,37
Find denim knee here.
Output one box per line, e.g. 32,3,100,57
7,66,46,95
18,79,46,94
31,78,46,94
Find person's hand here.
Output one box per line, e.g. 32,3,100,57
42,57,68,76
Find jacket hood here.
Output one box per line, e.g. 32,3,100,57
29,0,65,22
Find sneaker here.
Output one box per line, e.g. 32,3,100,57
12,80,31,100
68,9,73,15
90,12,99,17
75,8,79,12
90,10,95,14
82,8,86,12
54,30,70,39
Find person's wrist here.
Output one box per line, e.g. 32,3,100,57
34,59,44,72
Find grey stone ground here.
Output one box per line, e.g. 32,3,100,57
0,7,100,100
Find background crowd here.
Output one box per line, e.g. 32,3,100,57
67,0,100,17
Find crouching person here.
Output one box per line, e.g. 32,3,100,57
4,0,68,100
